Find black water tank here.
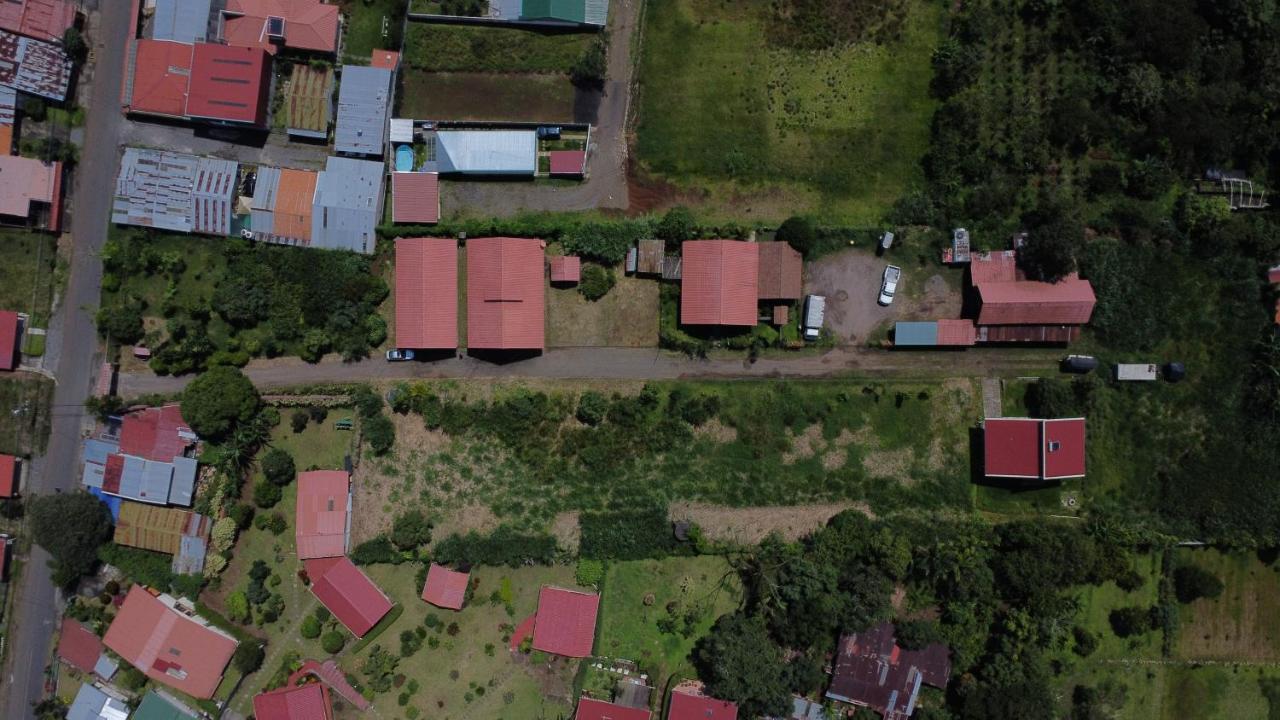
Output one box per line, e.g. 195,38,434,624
1061,355,1099,373
1163,362,1186,382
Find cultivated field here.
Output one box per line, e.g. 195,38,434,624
341,0,408,63
399,72,583,123
403,24,594,73
1175,549,1280,662
633,0,941,223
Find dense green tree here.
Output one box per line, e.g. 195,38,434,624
253,479,282,508
391,510,432,550
1108,606,1154,637
1018,201,1084,282
260,448,296,486
95,299,145,344
579,264,616,301
321,631,346,654
1173,565,1225,603
232,643,265,674
575,391,608,426
776,216,817,257
181,366,261,441
364,414,395,455
656,206,697,243
29,493,113,588
300,615,321,639
694,613,790,718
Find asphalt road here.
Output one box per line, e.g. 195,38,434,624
118,346,1064,396
441,0,638,215
1,6,132,718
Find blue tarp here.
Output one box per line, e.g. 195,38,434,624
895,321,939,346
87,487,121,522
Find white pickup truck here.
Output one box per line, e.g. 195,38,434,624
878,265,901,306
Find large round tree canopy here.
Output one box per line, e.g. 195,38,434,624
180,366,261,441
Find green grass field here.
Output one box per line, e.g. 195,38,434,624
403,23,593,72
634,0,941,223
0,375,52,455
0,230,58,326
342,0,408,63
1175,549,1280,662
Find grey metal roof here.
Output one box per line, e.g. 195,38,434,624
311,156,383,254
67,685,128,720
584,0,609,25
82,462,105,489
334,65,391,157
0,85,15,126
250,164,281,239
92,654,118,680
84,438,119,465
894,321,938,346
169,456,198,506
173,534,207,575
0,31,71,101
114,456,175,505
489,0,521,19
112,148,239,235
152,0,213,43
436,130,537,175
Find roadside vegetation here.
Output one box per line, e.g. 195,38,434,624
0,230,59,328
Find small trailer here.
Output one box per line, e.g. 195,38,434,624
803,295,826,341
1115,363,1158,381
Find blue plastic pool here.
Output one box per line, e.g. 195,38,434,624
395,145,414,172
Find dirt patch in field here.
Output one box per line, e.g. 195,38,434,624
782,424,823,464
669,502,873,544
694,418,738,443
1175,552,1280,661
863,447,915,481
399,70,589,124
551,511,581,553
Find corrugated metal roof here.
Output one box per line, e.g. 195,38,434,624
295,470,350,559
113,502,209,555
253,166,317,245
0,0,76,44
549,255,580,282
253,682,331,720
67,684,129,720
391,172,439,224
436,130,537,175
169,456,197,505
548,150,585,176
57,618,103,674
575,698,650,720
756,241,802,300
894,321,937,346
532,586,599,657
152,0,213,43
395,237,457,349
466,237,546,350
250,165,281,238
421,563,469,610
84,438,120,466
0,30,70,100
583,0,609,25
222,0,340,54
389,118,413,144
311,156,382,253
127,39,194,118
968,250,1019,284
0,154,57,219
132,692,198,720
187,43,270,126
680,240,759,326
113,149,238,235
334,65,391,157
0,310,15,370
305,556,393,636
935,319,976,346
0,84,17,125
976,277,1095,325
668,690,737,720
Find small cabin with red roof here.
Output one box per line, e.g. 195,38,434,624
253,681,333,720
668,681,738,720
532,586,599,657
575,697,651,720
421,563,470,610
982,417,1086,481
0,453,18,497
305,556,394,637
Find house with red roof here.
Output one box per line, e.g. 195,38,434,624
575,697,651,720
0,310,18,370
668,682,738,720
253,681,333,720
370,49,400,71
532,586,599,657
304,556,394,637
221,0,340,55
681,240,759,327
982,417,1086,481
187,43,272,126
0,453,17,497
124,40,194,119
83,405,200,507
467,237,546,351
295,470,350,559
968,250,1096,343
0,153,60,229
0,0,75,44
549,255,581,284
103,586,238,699
55,618,104,675
421,563,469,610
395,238,457,350
826,622,951,720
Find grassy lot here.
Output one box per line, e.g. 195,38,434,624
350,563,580,719
353,378,979,534
595,557,741,687
399,71,580,123
0,375,52,455
546,269,659,348
634,0,941,223
403,23,593,72
0,230,58,326
1175,549,1280,662
341,0,408,63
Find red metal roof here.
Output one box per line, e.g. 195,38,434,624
976,276,1095,325
0,0,76,43
935,319,976,346
103,586,238,699
466,237,546,350
128,40,194,118
681,240,759,326
295,471,349,559
668,688,738,720
756,242,803,300
119,405,193,462
968,250,1019,284
532,586,599,658
305,556,394,637
421,563,469,610
0,453,16,497
575,697,651,720
223,0,340,54
391,172,440,224
187,43,271,126
395,237,458,350
56,618,103,675
826,623,951,715
549,150,586,176
370,50,400,70
549,255,581,283
253,681,332,720
984,417,1086,480
0,310,16,370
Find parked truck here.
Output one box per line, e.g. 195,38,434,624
878,265,902,306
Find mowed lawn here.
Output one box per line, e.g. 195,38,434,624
1175,549,1280,662
596,557,742,684
634,0,941,223
546,269,659,348
0,230,58,326
341,0,408,63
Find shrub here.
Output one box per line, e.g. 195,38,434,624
1072,626,1098,657
365,414,396,455
291,410,309,433
181,366,261,441
576,391,608,426
229,503,255,530
301,615,322,639
579,264,616,301
226,591,250,622
352,536,400,565
261,448,296,486
657,206,697,243
432,526,557,567
776,216,817,257
322,631,347,654
309,406,329,423
266,512,288,535
575,559,605,587
253,478,283,508
233,643,265,674
580,505,678,560
1109,606,1155,637
571,33,607,87
1173,565,1225,604
116,667,147,691
391,510,432,550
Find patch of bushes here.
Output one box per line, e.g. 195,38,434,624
580,505,680,560
578,264,615,301
432,526,558,567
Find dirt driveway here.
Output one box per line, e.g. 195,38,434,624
805,249,963,344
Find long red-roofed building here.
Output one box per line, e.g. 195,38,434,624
0,453,17,497
295,471,349,559
0,0,75,43
668,682,738,720
983,417,1086,481
221,0,340,55
305,556,394,637
187,43,272,126
0,310,17,370
421,563,469,610
395,238,457,350
253,681,333,720
575,697,651,720
968,250,1096,329
681,240,759,327
466,237,545,351
56,618,103,675
532,586,599,658
103,586,238,699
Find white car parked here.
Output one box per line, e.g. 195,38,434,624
878,265,901,306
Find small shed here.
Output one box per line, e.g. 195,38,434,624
549,256,581,284
389,118,414,144
1115,363,1158,381
636,239,665,275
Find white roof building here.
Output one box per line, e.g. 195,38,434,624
436,130,537,175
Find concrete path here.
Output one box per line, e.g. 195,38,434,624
981,378,1003,419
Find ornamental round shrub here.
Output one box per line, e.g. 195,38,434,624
301,615,321,639
579,264,616,301
321,630,346,654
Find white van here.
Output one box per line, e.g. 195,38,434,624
803,295,826,341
